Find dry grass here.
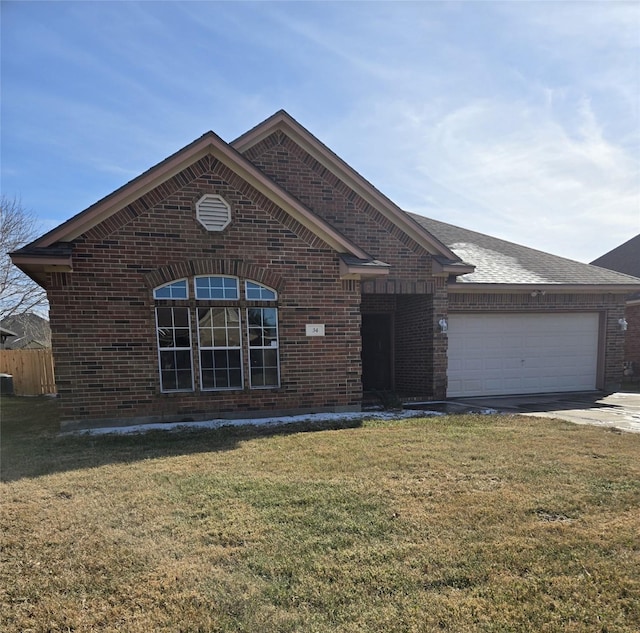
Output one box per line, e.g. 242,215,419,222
1,395,639,632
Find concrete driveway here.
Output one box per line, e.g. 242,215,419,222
456,391,640,433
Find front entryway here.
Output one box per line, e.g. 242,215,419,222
361,313,393,392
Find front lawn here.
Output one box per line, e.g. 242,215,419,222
1,396,639,632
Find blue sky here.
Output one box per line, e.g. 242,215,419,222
2,0,639,263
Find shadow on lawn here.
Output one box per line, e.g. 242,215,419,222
0,396,364,483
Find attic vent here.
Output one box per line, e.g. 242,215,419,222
196,194,231,232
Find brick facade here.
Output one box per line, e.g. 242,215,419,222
624,303,640,365
17,114,633,430
49,158,364,429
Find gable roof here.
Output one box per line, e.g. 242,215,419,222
0,313,51,349
590,234,640,278
411,214,640,292
232,110,470,275
12,127,391,285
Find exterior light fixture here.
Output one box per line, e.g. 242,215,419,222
619,318,628,331
439,318,448,333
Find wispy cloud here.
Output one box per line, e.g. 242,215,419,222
1,1,638,261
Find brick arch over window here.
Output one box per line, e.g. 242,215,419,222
143,259,285,294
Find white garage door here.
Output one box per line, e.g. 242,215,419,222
447,313,599,397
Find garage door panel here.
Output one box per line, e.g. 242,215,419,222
447,313,599,397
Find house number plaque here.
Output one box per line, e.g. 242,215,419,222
306,324,325,337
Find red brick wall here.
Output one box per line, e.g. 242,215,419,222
448,291,628,392
624,303,640,364
241,132,436,285
48,157,363,429
243,131,447,400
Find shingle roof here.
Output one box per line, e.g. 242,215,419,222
409,214,640,287
590,234,640,278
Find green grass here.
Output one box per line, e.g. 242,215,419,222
1,395,639,632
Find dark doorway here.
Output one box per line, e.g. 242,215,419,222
361,313,393,392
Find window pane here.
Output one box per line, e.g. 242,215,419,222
262,349,278,368
161,370,177,391
213,349,228,367
201,370,214,390
262,308,277,325
247,308,263,327
173,309,190,327
198,308,213,328
250,367,265,387
156,308,193,392
211,309,227,327
227,327,241,346
195,276,239,300
174,328,191,348
157,328,174,348
200,350,214,370
176,370,193,390
200,347,241,390
154,280,187,299
160,350,177,370
175,350,192,368
156,307,174,328
213,328,228,346
199,329,213,347
263,367,279,386
248,327,264,347
214,369,229,388
245,280,276,300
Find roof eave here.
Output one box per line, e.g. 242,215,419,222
448,283,640,294
432,259,475,277
339,256,391,280
10,251,73,287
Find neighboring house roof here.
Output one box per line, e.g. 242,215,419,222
590,234,640,277
590,233,640,302
1,326,18,345
0,313,51,349
410,214,640,292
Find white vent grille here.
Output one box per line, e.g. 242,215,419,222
196,194,231,231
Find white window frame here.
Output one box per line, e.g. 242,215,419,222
245,280,277,301
197,307,244,391
153,279,189,299
246,307,280,389
194,275,239,300
153,277,281,393
155,306,194,393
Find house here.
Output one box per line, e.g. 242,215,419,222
0,313,51,350
11,111,640,430
0,326,18,350
591,234,640,375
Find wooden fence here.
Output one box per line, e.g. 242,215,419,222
0,349,56,395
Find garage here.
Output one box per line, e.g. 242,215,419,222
447,313,600,397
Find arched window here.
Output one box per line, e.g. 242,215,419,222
153,276,280,392
153,279,188,299
245,280,277,300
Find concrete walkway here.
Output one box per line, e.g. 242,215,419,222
457,391,640,434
